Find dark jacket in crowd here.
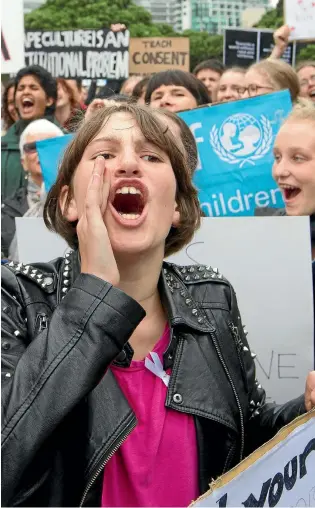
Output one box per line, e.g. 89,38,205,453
1,115,61,200
1,253,305,507
1,187,28,259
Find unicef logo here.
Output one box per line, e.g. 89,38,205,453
210,113,273,167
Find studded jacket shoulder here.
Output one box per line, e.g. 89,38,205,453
1,252,306,507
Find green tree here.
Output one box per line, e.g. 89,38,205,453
182,30,223,71
296,44,315,63
255,0,283,28
24,0,226,72
24,0,177,37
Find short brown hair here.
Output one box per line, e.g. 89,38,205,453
296,61,315,73
44,103,201,257
131,76,151,101
193,59,225,76
249,59,300,102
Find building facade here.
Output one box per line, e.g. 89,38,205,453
174,0,192,32
134,0,176,26
24,0,46,13
176,0,270,34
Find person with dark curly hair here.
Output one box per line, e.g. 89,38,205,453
1,80,19,133
1,65,60,200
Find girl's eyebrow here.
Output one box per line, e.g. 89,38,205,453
89,136,121,148
88,135,161,153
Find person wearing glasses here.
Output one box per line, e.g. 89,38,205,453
212,67,246,103
1,119,64,260
244,58,300,102
267,24,315,105
296,62,315,104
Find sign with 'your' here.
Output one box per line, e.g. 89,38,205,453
179,90,292,218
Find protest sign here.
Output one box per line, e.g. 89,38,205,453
191,410,315,507
168,217,314,403
285,0,315,41
129,37,189,74
179,90,292,217
16,218,68,263
24,29,130,79
17,216,314,403
224,28,296,67
37,134,73,192
1,0,25,73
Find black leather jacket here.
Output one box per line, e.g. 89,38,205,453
1,187,28,258
1,252,305,507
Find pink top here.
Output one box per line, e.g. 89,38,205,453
101,324,199,507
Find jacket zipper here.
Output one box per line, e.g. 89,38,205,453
79,417,136,507
37,314,48,333
228,321,249,393
209,330,245,461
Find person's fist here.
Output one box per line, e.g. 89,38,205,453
85,99,118,122
110,23,127,33
305,371,315,412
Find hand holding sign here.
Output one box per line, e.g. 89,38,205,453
305,371,315,411
110,23,127,33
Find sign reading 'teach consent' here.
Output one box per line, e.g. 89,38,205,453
129,37,190,74
24,28,130,79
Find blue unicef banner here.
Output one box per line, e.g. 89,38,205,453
179,90,292,217
37,134,73,192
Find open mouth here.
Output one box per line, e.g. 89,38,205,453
309,90,315,100
21,97,35,111
281,185,301,201
111,185,146,221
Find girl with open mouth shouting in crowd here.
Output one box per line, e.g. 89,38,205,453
2,103,315,508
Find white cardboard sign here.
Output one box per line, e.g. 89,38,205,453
285,0,315,41
168,217,314,404
15,217,69,263
191,412,315,507
1,0,25,73
15,216,314,404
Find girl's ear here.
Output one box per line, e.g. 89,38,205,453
59,185,78,221
172,201,180,228
46,96,54,108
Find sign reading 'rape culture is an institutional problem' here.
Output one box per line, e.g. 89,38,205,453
24,28,130,79
129,37,190,74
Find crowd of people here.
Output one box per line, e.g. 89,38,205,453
1,22,315,508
